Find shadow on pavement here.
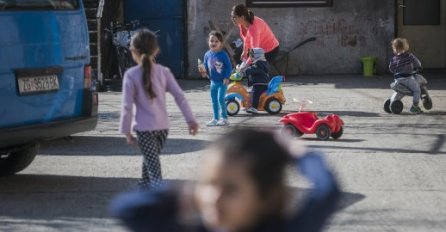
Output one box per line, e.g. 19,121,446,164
0,175,364,221
318,111,381,117
178,79,209,92
308,141,446,155
394,110,446,116
337,191,366,212
283,74,446,90
40,136,209,156
262,110,382,118
0,174,137,219
300,138,365,143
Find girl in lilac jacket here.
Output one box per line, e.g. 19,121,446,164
119,28,199,188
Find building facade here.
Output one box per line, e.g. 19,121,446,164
105,0,445,79
187,0,445,76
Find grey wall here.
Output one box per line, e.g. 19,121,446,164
186,0,395,77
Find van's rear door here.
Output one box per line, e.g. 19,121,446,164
0,0,90,128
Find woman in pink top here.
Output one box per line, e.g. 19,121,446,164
120,28,199,188
231,4,280,63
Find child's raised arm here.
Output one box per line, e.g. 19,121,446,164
289,151,340,231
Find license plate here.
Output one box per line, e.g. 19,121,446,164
17,75,60,95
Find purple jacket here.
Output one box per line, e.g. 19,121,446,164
119,64,196,133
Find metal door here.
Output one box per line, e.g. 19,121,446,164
397,0,446,68
124,0,185,77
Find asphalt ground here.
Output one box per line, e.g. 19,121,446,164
1,74,445,232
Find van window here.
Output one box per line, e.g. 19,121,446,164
0,0,79,10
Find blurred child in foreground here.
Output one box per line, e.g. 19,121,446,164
111,128,340,232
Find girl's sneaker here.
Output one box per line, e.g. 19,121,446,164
216,119,229,126
206,119,218,127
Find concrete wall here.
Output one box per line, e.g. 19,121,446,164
186,0,395,77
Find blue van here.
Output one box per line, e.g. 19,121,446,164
0,0,97,175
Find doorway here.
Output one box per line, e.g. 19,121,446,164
396,0,446,69
124,0,186,77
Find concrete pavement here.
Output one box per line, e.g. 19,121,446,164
1,74,445,231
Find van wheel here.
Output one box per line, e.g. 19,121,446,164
0,143,39,176
265,98,282,114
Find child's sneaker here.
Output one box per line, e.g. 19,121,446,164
246,107,258,114
216,119,229,126
206,119,219,127
410,105,423,114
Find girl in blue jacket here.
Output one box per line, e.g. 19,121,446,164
201,31,232,126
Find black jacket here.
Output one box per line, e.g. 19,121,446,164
244,60,270,86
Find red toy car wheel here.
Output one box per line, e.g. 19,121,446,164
281,124,303,137
316,124,331,141
331,127,343,139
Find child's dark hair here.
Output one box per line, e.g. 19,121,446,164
210,128,292,215
131,28,158,99
232,4,255,24
208,30,224,43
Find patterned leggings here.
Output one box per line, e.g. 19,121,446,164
136,130,168,188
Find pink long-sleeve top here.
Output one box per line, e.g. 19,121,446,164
239,16,279,55
119,64,196,134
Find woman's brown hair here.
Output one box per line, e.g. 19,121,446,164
232,4,255,24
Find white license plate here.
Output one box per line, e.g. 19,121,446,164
17,75,60,95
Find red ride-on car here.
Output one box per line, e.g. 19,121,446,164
279,100,344,140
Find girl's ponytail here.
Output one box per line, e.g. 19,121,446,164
247,10,255,24
141,54,156,99
131,28,159,99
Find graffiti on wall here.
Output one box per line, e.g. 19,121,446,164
297,17,386,48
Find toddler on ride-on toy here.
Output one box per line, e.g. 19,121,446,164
385,38,429,114
224,51,286,116
384,70,433,114
242,48,271,114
